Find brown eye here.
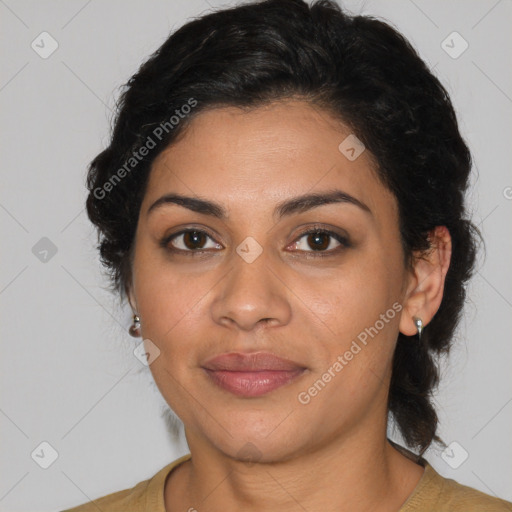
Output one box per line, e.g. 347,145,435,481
166,230,222,252
291,228,350,254
182,231,207,249
306,232,331,251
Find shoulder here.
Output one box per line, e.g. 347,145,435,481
59,478,150,512
436,473,512,511
59,454,192,512
401,462,512,511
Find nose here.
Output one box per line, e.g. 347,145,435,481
210,248,292,332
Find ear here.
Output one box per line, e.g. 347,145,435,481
399,226,452,336
126,281,138,314
124,251,138,313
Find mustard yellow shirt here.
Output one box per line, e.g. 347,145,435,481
61,452,512,511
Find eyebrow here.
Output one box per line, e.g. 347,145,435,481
146,189,372,219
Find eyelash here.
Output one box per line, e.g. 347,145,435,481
160,225,351,257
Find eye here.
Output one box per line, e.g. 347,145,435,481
290,228,350,254
164,229,222,252
161,226,350,256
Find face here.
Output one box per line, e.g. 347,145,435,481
128,100,412,463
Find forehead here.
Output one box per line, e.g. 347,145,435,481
142,100,396,221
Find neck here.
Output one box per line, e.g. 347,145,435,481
165,428,425,512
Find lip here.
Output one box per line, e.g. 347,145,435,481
202,352,306,397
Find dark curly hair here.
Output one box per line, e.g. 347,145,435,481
85,0,479,457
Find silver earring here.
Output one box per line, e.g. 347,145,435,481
413,317,423,340
129,314,141,337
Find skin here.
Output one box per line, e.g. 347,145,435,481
127,100,452,512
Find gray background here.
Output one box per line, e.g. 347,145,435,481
1,0,511,510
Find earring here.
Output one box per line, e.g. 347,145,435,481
129,314,141,337
413,317,423,341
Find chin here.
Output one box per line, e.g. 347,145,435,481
218,433,305,465
191,406,315,464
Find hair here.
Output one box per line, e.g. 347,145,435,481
85,0,479,457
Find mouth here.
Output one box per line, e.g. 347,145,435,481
202,352,307,398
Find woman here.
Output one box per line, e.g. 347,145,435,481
63,0,512,510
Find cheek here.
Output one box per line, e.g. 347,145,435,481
132,237,210,326
133,267,212,417
295,252,402,343
293,264,402,427
136,273,211,357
